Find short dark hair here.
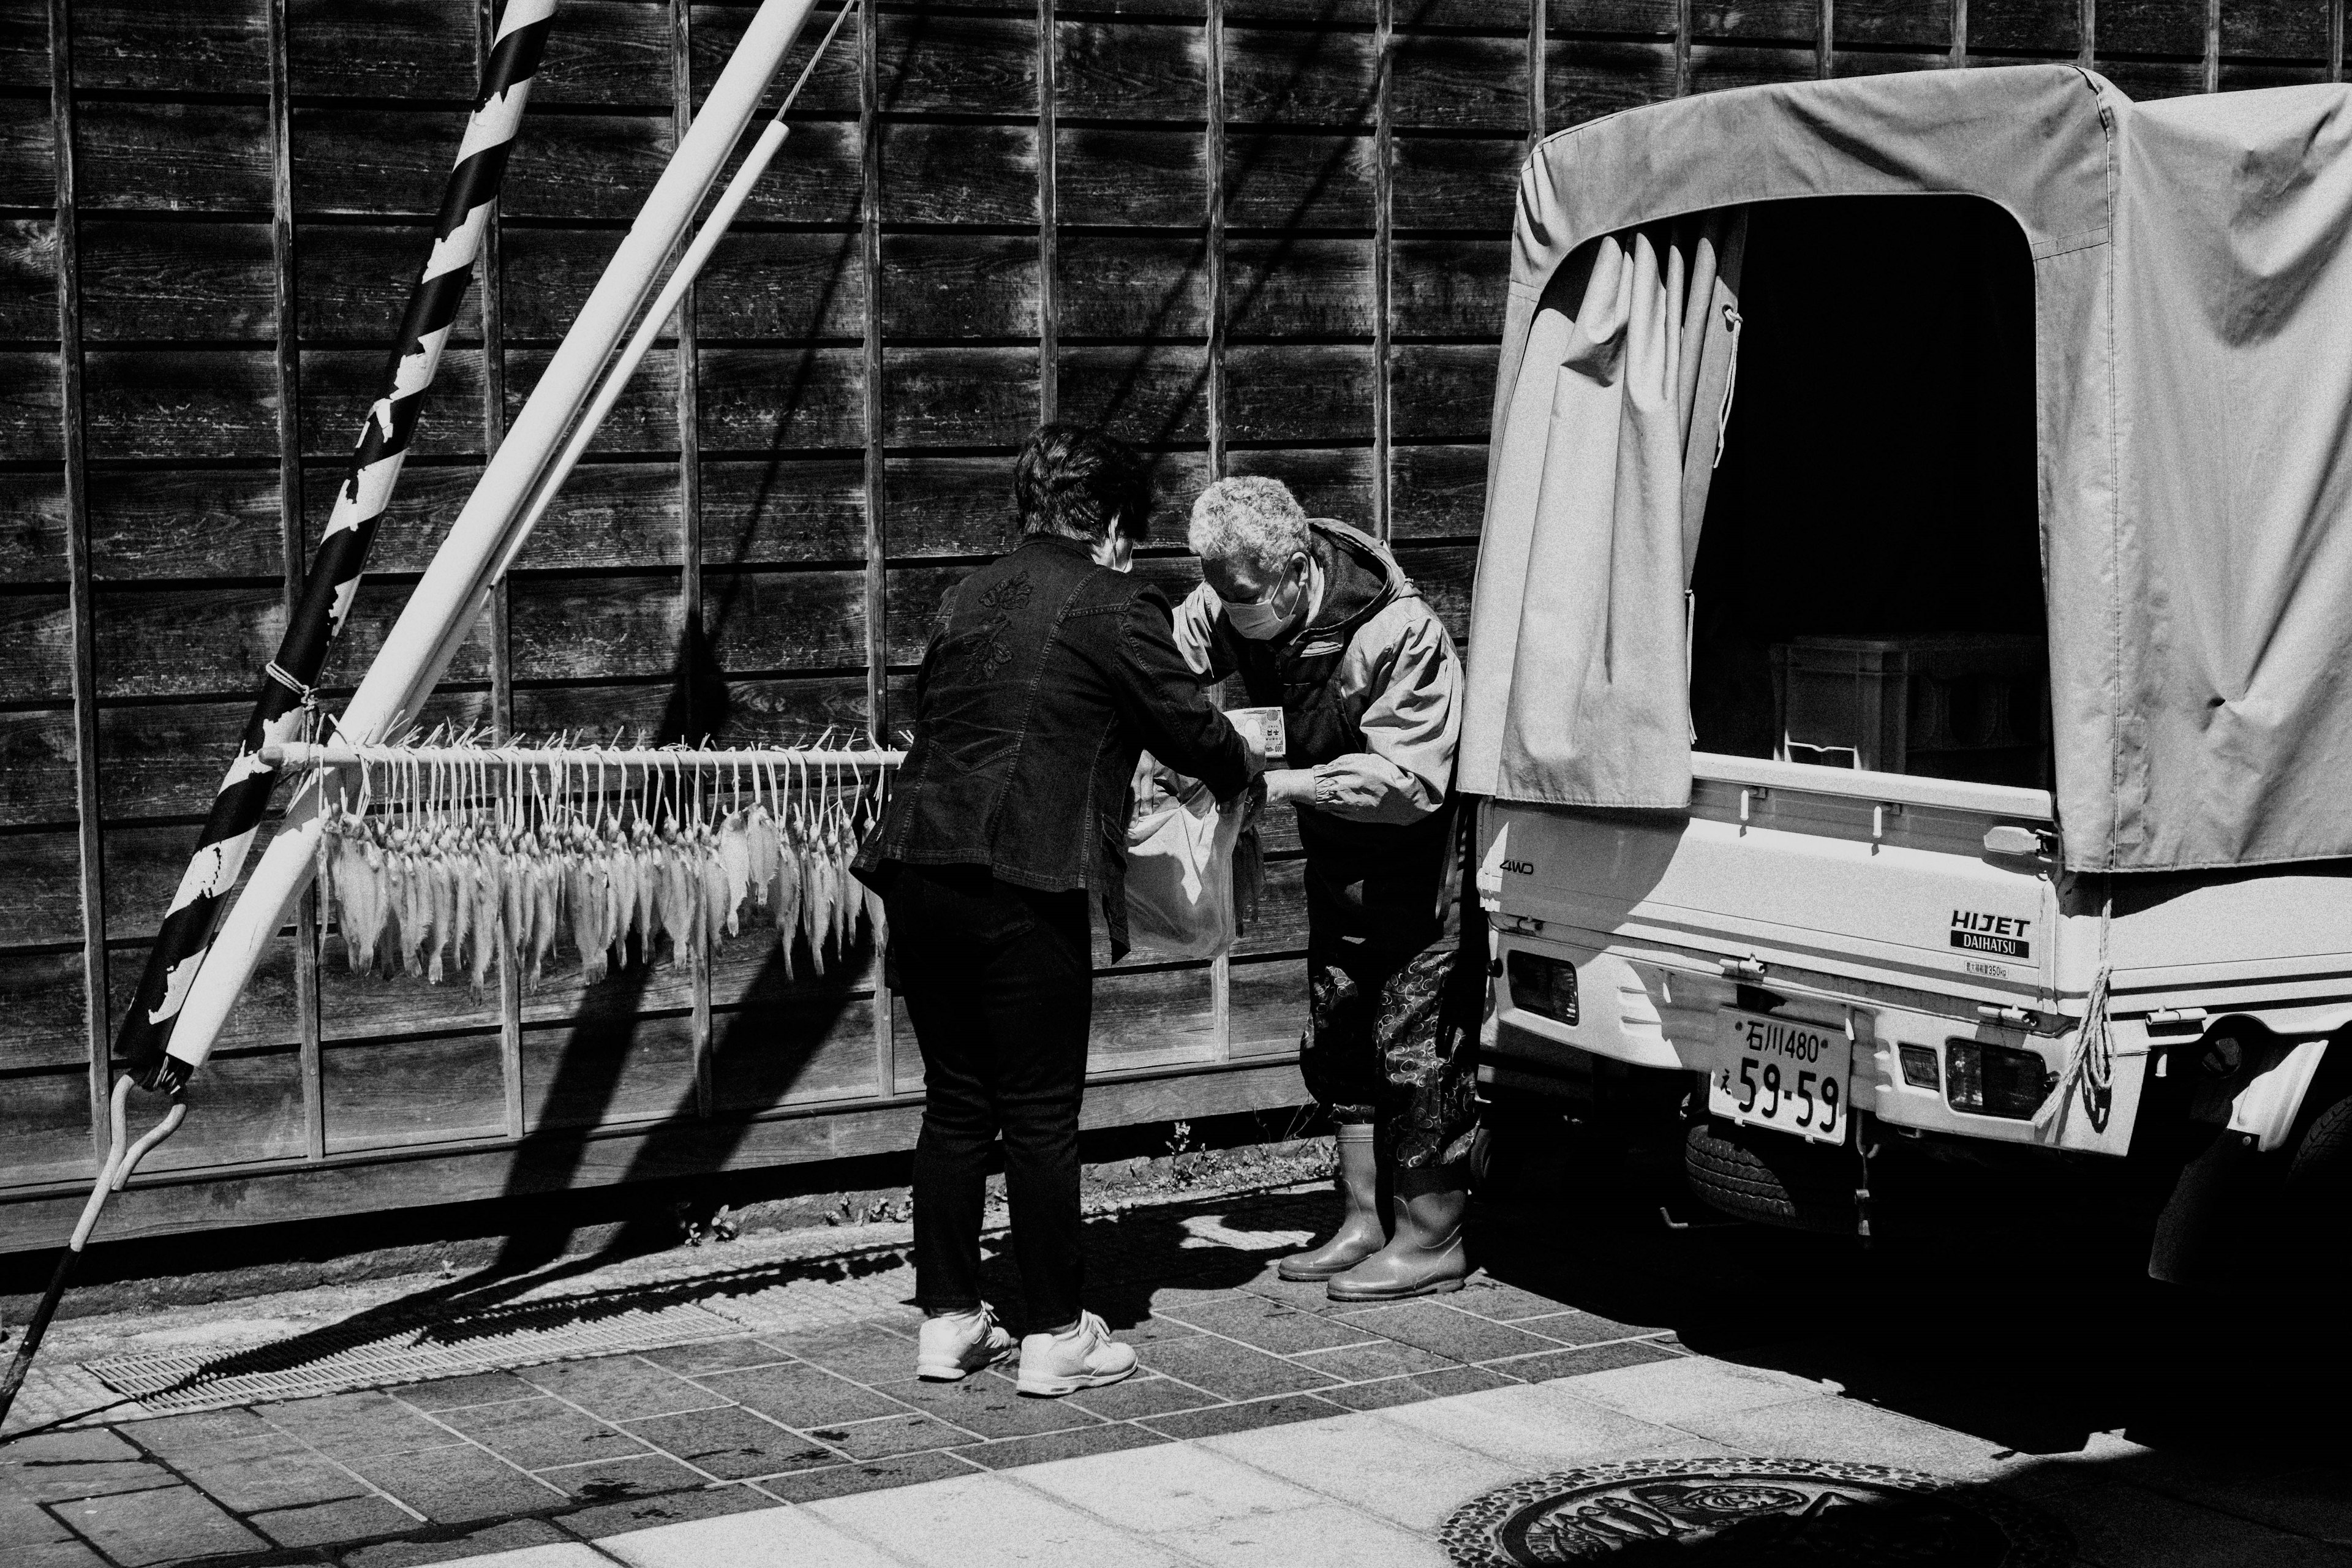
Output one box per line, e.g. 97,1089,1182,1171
1013,424,1153,545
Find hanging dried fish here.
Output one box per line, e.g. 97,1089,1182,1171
801,834,831,976
289,739,901,994
772,816,802,981
470,839,502,997
717,807,752,938
747,801,777,911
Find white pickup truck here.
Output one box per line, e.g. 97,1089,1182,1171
1458,68,2352,1281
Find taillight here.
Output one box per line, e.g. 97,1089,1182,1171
1898,1044,1940,1090
1506,952,1578,1025
1945,1038,2049,1118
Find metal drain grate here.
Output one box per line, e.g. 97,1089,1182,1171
86,1295,745,1413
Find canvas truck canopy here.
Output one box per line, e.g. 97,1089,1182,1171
1463,63,2352,874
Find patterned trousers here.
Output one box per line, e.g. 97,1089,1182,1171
1300,875,1484,1171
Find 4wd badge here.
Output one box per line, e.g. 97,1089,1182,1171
1949,909,2031,960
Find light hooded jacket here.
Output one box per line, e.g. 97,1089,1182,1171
1172,519,1464,941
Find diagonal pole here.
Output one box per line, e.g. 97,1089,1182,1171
153,0,834,1101
0,0,557,1438
116,0,559,1095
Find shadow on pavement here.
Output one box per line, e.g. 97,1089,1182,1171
1461,1109,2352,1480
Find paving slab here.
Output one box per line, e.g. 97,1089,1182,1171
598,1502,911,1568
349,1444,568,1523
2039,1479,2352,1568
1065,1373,1223,1421
1158,1296,1381,1354
1287,1336,1459,1382
1202,1406,1525,1531
1672,1386,2019,1480
433,1394,650,1470
341,1516,574,1568
1328,1298,1569,1363
557,1479,777,1539
522,1355,731,1421
1508,1303,1674,1342
1491,1338,1683,1382
1140,1392,1348,1441
963,1419,1163,1469
636,1338,796,1376
49,1482,268,1567
1373,1379,1717,1471
810,1468,1196,1567
622,1404,842,1480
805,1408,979,1460
1017,1439,1322,1534
1565,1346,1836,1422
1448,1278,1604,1322
168,1443,372,1512
1159,1496,1450,1567
259,1390,467,1459
693,1363,911,1430
247,1491,420,1547
2121,1458,2352,1545
754,1447,980,1504
13,1540,113,1568
1317,1364,1513,1409
415,1544,611,1568
401,1371,544,1411
0,1427,171,1504
1139,1333,1340,1400
772,1321,925,1384
536,1451,714,1503
875,1371,1105,1439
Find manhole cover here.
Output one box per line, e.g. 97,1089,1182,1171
1441,1457,2071,1565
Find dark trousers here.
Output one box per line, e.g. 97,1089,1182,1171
886,864,1093,1329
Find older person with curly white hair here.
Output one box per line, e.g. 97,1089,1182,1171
1171,475,1479,1302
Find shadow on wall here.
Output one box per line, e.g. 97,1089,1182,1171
429,0,1391,1330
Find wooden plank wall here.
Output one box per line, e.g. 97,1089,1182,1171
1,0,2337,1248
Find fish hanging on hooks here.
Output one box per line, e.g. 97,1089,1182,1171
313,734,895,993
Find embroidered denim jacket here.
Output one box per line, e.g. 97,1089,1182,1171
854,532,1255,955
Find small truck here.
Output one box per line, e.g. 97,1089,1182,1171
1458,67,2352,1280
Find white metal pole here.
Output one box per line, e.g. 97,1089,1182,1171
157,0,823,1084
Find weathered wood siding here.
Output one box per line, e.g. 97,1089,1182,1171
1,0,2334,1248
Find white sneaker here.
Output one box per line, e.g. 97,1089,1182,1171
916,1304,1014,1381
1016,1310,1138,1397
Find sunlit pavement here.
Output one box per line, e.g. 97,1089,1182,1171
7,1139,2350,1566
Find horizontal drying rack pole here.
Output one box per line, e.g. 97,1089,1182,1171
259,742,907,770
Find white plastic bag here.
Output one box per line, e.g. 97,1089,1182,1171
1122,755,1245,962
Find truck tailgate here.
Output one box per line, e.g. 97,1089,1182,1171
1485,754,2059,1012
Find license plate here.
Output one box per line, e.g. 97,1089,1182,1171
1708,1009,1852,1146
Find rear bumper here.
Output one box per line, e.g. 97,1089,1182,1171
1487,924,2147,1156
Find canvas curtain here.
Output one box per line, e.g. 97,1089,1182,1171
1460,211,1747,805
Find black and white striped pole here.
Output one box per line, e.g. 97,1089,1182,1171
0,0,557,1433
115,0,558,1098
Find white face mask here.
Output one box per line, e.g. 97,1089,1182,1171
1224,557,1306,641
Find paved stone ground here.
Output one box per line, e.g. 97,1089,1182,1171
7,1136,2351,1566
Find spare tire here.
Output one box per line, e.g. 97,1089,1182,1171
1683,1119,1860,1235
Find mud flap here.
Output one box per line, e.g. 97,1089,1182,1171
2148,1129,2262,1286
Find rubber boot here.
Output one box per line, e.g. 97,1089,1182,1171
1325,1161,1469,1301
1278,1123,1388,1281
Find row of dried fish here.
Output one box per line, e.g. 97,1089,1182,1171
317,793,884,992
